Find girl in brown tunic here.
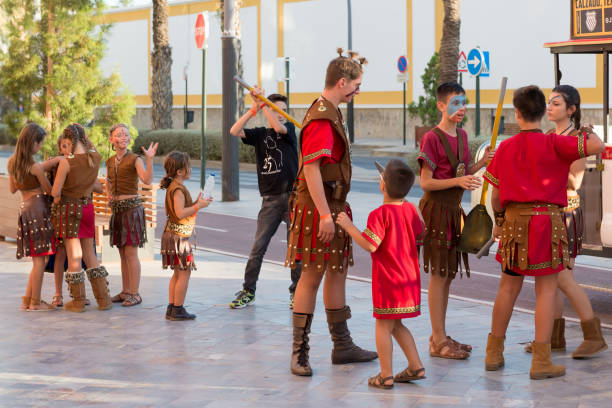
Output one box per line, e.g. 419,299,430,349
51,123,112,312
106,124,158,307
160,152,211,320
8,123,62,311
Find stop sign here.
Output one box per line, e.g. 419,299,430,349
195,13,209,50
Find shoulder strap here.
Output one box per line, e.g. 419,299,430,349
432,127,460,170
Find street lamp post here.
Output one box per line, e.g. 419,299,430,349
347,0,354,143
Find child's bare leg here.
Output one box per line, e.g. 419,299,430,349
24,268,33,298
124,245,141,295
293,263,324,314
375,319,395,384
392,321,424,372
557,266,594,321
30,257,46,300
491,272,524,338
54,247,66,296
118,246,130,293
553,288,564,319
168,271,178,304
428,274,448,344
534,273,558,343
173,268,191,306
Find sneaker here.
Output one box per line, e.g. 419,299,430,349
229,289,255,309
289,292,294,309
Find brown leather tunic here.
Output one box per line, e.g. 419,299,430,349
285,98,353,272
62,151,102,199
7,157,41,190
164,180,195,237
106,152,139,197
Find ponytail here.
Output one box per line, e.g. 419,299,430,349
160,175,173,190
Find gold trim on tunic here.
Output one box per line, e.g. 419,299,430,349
303,149,332,163
483,170,499,187
578,134,586,158
373,305,420,314
363,228,382,246
417,152,437,171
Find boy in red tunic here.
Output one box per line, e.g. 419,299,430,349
483,85,605,379
337,160,426,389
418,82,493,359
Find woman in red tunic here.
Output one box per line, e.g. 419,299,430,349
337,160,425,389
483,86,605,380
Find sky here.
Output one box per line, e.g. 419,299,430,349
107,0,151,8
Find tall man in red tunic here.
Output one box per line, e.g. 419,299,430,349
285,49,378,376
482,85,605,380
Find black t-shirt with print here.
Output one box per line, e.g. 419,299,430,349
242,122,298,196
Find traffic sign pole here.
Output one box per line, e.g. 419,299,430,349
476,75,480,136
402,82,406,145
201,47,207,189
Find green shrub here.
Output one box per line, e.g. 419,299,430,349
133,129,256,163
0,123,16,145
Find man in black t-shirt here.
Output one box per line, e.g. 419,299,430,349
228,88,301,309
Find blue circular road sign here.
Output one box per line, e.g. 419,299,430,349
397,56,408,73
467,48,483,76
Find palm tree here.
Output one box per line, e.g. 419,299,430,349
151,0,173,129
438,0,461,84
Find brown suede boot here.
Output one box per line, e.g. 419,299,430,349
524,318,566,353
530,342,565,380
64,271,87,313
484,334,505,371
20,296,31,311
86,266,113,311
572,317,608,359
326,306,378,364
291,313,313,376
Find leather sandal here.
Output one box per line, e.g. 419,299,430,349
394,367,426,382
447,336,472,353
368,373,394,389
430,338,469,360
111,291,129,303
52,295,63,307
122,293,142,307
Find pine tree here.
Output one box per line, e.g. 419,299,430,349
0,0,136,159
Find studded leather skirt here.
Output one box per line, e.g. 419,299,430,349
109,197,147,248
16,194,56,259
563,194,583,259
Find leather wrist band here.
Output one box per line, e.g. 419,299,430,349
320,213,332,220
494,210,505,227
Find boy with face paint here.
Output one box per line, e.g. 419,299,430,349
417,82,494,360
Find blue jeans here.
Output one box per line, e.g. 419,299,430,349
243,193,302,293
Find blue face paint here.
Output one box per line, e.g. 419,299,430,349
447,95,466,117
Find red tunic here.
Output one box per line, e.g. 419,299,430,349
483,130,587,276
296,119,348,262
418,127,471,178
362,202,424,319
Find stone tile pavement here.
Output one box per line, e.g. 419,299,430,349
0,241,611,408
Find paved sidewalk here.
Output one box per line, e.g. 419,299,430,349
0,239,611,407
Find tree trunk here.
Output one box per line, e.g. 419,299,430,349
151,0,173,129
438,0,461,84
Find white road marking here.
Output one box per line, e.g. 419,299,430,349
195,225,227,233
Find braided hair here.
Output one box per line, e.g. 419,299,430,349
160,151,190,189
61,123,95,167
552,85,582,130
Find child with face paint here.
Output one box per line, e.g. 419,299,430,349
417,82,494,360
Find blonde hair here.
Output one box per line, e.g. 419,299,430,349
324,48,367,89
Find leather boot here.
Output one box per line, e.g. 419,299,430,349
529,342,565,380
572,317,608,359
524,318,566,353
167,305,196,321
291,313,313,376
326,306,378,364
86,266,112,311
484,334,505,371
64,271,87,313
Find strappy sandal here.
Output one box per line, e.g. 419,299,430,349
394,367,426,382
27,299,57,312
122,293,142,307
368,373,394,389
430,338,469,360
52,295,63,307
429,335,472,353
447,336,472,353
111,291,129,303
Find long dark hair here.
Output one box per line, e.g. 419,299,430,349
552,85,581,130
160,151,190,189
8,122,46,184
